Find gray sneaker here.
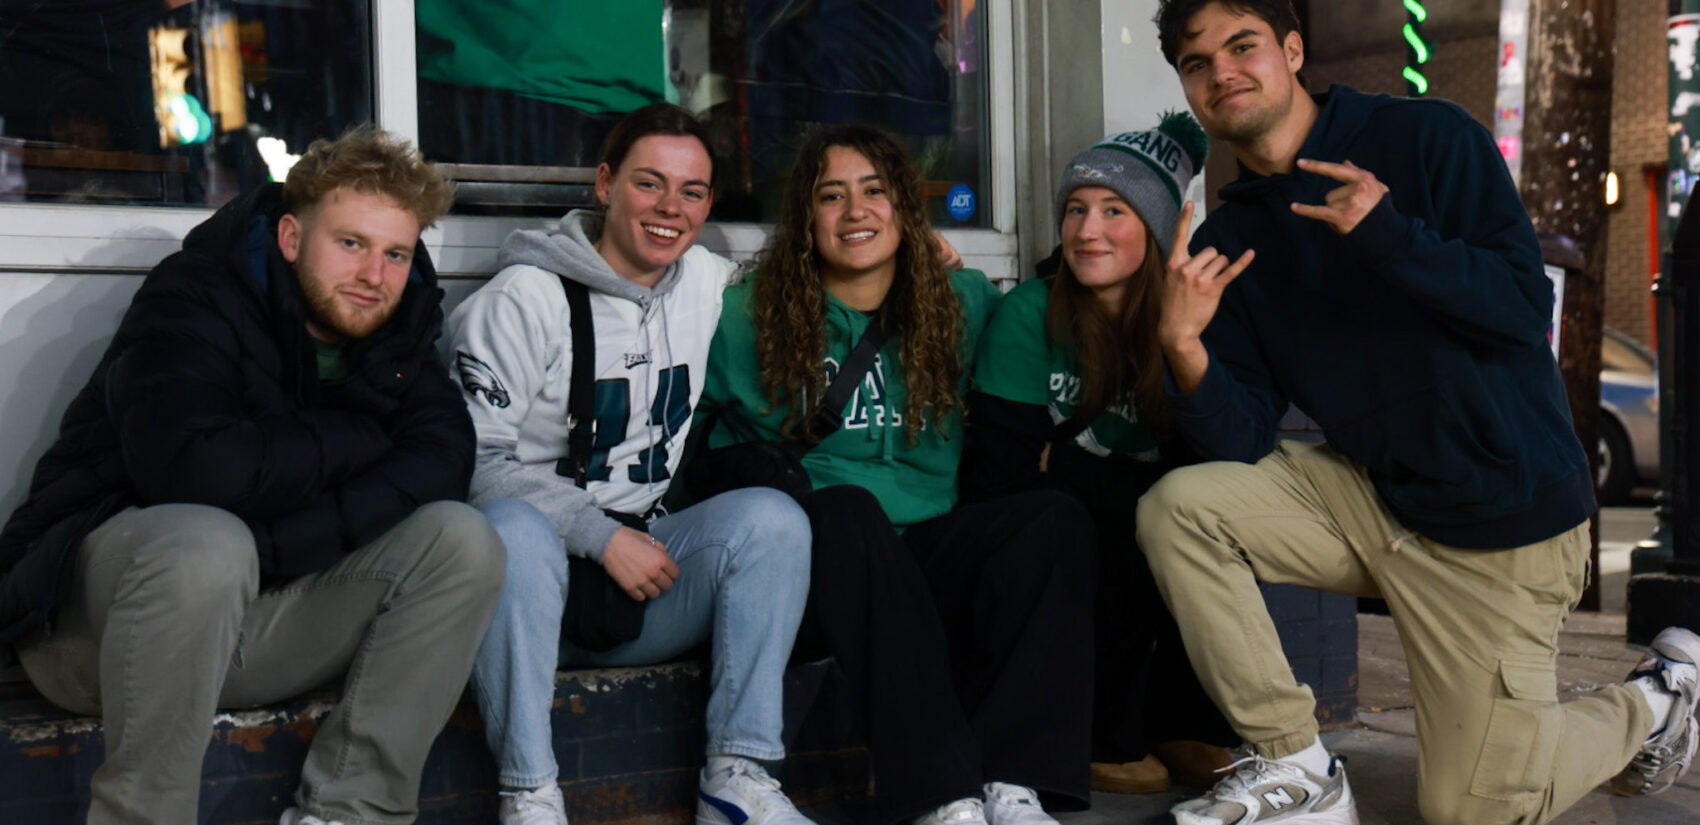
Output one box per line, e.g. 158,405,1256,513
1611,626,1700,796
1170,752,1357,825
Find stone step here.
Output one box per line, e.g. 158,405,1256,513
0,659,867,824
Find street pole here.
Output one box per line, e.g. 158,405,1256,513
1519,0,1614,609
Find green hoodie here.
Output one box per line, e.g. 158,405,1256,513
700,269,1002,528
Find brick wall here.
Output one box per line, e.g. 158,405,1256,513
1306,32,1500,131
1605,1,1667,346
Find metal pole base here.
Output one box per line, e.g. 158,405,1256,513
1627,573,1700,645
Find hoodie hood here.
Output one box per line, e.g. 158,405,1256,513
498,209,685,306
1218,85,1398,204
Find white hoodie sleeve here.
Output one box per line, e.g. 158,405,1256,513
447,269,622,561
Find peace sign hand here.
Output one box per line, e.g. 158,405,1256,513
1289,158,1389,235
1158,201,1256,351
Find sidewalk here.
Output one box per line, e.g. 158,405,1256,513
1051,610,1700,825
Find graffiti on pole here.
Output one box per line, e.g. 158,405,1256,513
1494,0,1530,185
1670,12,1700,247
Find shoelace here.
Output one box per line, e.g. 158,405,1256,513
1211,753,1301,797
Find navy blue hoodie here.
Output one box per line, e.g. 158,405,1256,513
1171,86,1595,549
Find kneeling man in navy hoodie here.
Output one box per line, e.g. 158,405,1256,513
1138,2,1699,825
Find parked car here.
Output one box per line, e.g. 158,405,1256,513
1598,327,1659,505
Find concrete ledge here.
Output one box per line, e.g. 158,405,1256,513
0,659,869,825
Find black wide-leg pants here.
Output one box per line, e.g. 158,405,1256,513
796,485,1094,824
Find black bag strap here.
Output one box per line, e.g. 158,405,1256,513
804,315,888,442
1051,414,1093,445
554,275,596,487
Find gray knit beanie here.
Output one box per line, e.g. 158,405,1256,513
1055,111,1208,258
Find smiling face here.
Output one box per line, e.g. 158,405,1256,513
1173,1,1305,146
1061,186,1149,310
278,187,421,343
811,145,902,287
594,134,714,286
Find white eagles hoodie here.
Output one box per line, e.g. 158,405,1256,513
447,209,738,560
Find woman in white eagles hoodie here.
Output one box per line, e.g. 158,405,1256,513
447,104,815,825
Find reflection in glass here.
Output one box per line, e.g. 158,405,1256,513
0,0,373,207
415,0,990,227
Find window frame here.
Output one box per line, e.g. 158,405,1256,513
0,0,1021,280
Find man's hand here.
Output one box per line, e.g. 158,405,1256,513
1290,159,1389,235
601,526,679,601
1158,202,1254,393
932,231,964,271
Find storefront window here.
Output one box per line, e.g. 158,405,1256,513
0,0,372,207
415,0,993,228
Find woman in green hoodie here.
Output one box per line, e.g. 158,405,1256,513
699,124,1095,825
961,116,1235,796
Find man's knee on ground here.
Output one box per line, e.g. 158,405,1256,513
1417,787,1534,825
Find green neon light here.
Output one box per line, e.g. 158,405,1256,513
1402,23,1430,63
1402,66,1429,95
1402,0,1428,23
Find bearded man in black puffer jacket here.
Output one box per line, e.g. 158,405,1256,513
0,125,504,825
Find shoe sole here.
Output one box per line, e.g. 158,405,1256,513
1173,808,1359,825
1609,627,1700,796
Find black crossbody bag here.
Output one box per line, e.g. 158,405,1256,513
554,275,647,652
682,316,888,502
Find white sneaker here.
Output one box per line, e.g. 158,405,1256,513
981,783,1057,825
500,783,570,825
913,797,989,825
696,758,817,825
1611,626,1700,796
278,808,344,825
1170,752,1357,825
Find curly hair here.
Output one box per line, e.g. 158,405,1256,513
751,124,964,444
1045,230,1171,437
283,124,455,229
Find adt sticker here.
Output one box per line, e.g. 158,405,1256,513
946,184,977,222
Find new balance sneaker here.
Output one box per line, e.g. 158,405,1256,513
1610,626,1700,796
1170,753,1357,825
697,758,817,825
913,797,989,825
500,783,570,825
278,809,344,825
982,782,1059,825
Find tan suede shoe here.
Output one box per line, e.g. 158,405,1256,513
1151,740,1236,788
1089,755,1172,794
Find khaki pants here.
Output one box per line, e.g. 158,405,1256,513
1136,441,1653,825
19,501,504,825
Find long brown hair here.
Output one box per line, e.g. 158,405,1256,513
1045,229,1170,434
752,124,963,443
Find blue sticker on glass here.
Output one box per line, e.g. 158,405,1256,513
946,184,976,222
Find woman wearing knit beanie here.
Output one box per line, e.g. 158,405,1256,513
962,112,1239,795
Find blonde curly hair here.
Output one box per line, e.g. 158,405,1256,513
283,124,455,228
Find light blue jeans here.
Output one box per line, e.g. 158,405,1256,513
470,488,811,788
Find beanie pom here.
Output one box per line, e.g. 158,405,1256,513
1158,110,1209,174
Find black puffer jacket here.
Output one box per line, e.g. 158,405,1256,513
0,184,475,645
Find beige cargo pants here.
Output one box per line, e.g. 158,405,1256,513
1136,440,1654,825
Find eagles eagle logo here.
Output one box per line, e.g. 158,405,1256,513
456,351,510,408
